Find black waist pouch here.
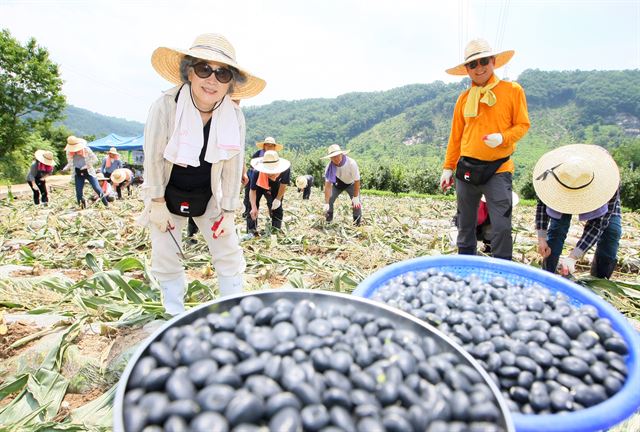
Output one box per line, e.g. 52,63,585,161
455,156,510,186
164,184,212,217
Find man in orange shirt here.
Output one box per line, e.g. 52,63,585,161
440,39,530,260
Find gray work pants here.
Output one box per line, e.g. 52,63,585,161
326,182,362,225
455,172,513,260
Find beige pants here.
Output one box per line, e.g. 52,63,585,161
149,211,245,282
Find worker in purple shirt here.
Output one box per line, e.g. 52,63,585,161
321,144,362,225
533,144,622,278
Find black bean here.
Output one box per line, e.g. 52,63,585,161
269,407,302,432
550,388,574,411
142,367,172,392
357,416,385,432
165,400,200,421
197,384,235,412
604,337,629,355
529,381,550,411
166,368,196,400
129,357,157,389
148,342,177,368
239,296,264,315
189,412,229,432
224,390,264,426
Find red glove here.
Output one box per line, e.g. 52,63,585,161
211,215,225,239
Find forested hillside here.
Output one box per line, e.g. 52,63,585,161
60,105,144,137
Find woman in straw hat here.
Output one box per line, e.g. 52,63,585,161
101,147,123,178
440,38,530,260
92,173,116,203
321,144,362,225
242,137,284,220
296,174,314,200
26,149,56,206
247,150,291,237
533,144,622,279
137,33,265,315
62,136,109,208
110,168,134,199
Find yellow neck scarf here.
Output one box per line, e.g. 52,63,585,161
464,78,500,118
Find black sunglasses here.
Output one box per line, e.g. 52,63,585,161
466,57,492,70
192,62,233,83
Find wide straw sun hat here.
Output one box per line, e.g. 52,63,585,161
34,150,56,167
446,38,515,76
296,176,308,189
151,33,266,100
256,136,284,151
65,136,87,152
250,150,291,175
321,144,350,159
110,168,129,185
107,147,120,156
533,144,620,215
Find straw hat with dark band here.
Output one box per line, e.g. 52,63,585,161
533,144,620,215
250,150,291,174
151,33,266,100
256,136,283,151
111,168,130,185
321,144,350,159
446,38,515,76
65,136,87,152
107,147,120,156
34,150,56,167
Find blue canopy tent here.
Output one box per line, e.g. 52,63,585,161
86,134,144,151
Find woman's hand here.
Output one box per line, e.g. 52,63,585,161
250,207,259,220
537,237,551,258
149,201,174,232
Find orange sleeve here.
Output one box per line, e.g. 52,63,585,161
501,83,530,149
444,92,466,170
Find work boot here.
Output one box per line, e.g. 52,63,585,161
218,274,244,298
159,275,186,316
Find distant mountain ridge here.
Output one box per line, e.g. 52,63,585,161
60,105,144,138
62,69,640,171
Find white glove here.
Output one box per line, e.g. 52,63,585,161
351,196,361,209
211,212,235,239
323,203,330,213
440,169,454,191
559,256,577,276
149,201,174,232
271,198,282,210
483,133,503,148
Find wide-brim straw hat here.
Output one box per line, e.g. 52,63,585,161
110,168,129,184
34,149,56,167
95,173,108,181
65,136,87,152
321,144,350,159
296,176,308,189
151,33,266,100
446,38,515,76
533,144,619,215
107,147,120,156
256,136,283,151
250,150,291,175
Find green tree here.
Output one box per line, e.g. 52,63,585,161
0,29,66,154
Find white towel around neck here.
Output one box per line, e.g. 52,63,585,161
163,84,242,167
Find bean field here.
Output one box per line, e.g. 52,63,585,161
0,181,639,430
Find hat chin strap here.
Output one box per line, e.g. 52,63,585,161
536,163,595,190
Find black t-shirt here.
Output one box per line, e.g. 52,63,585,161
168,118,212,191
249,168,291,196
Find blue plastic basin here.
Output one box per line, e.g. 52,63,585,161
353,255,640,432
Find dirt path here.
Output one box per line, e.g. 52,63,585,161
0,175,72,199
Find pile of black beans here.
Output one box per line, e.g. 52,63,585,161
372,269,630,415
122,295,509,432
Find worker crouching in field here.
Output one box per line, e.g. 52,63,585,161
322,144,362,225
533,144,622,279
93,173,116,203
26,150,56,206
110,168,134,199
296,175,314,200
247,150,291,238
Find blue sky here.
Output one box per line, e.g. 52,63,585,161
1,0,639,122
